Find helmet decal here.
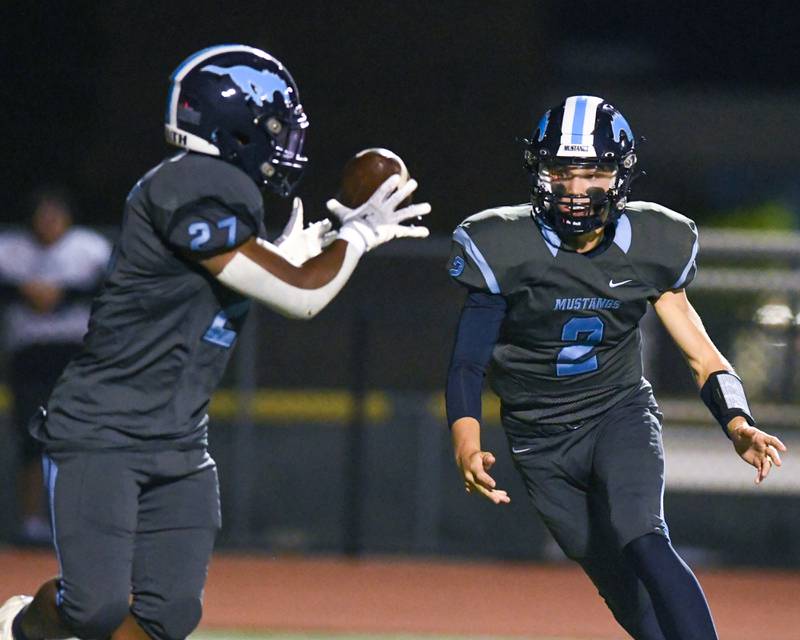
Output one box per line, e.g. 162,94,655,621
535,110,550,142
611,111,633,143
200,64,295,108
165,44,244,125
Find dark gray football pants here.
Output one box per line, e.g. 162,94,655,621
507,385,668,640
43,448,221,640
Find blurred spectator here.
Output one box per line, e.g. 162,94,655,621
0,187,111,544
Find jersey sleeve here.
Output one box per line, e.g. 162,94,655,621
445,292,507,425
626,202,699,293
659,212,698,292
145,154,264,258
160,197,258,256
447,225,502,294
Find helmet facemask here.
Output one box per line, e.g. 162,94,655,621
532,158,634,237
212,101,309,197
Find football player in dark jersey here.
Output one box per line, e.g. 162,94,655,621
0,45,429,640
445,95,786,640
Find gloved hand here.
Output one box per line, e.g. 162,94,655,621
273,197,337,266
326,174,430,252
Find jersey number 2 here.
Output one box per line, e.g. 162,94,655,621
557,316,604,377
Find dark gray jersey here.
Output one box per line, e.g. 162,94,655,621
448,201,698,430
36,153,264,451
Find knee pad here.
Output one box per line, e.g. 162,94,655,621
136,597,203,640
59,596,129,639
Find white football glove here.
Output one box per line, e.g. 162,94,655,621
326,174,431,252
272,197,338,266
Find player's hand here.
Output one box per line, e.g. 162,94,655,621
274,197,337,266
456,449,510,505
326,174,430,251
20,280,63,313
728,419,787,485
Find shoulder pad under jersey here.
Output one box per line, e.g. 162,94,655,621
145,153,264,256
447,204,544,294
622,201,699,292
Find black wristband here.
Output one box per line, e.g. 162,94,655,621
700,370,755,439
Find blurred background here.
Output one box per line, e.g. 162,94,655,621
1,1,800,637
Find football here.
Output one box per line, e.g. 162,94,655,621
337,148,411,208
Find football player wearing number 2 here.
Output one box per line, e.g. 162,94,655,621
0,45,429,640
446,95,786,640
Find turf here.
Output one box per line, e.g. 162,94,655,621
192,631,593,640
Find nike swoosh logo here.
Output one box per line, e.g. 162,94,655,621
511,446,532,454
608,279,633,288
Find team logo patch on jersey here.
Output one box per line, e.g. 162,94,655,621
201,64,293,107
449,256,465,277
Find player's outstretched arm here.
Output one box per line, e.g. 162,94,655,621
653,289,787,484
201,175,430,320
200,235,358,320
446,292,509,504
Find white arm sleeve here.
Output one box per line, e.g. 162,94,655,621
216,232,365,320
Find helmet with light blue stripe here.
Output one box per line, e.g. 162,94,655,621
165,44,308,197
523,95,639,238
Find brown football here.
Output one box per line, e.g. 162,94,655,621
337,148,411,208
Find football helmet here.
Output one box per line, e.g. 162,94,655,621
165,45,308,196
523,95,638,238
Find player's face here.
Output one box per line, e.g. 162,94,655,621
32,199,72,245
546,164,617,216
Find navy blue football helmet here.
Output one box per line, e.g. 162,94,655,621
165,45,308,196
523,95,638,238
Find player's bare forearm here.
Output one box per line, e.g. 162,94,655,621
451,416,510,504
451,416,482,459
654,290,789,483
652,289,732,387
201,237,349,288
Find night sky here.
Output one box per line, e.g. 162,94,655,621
2,1,798,232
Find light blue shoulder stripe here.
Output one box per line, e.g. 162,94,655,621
537,221,561,257
671,224,699,289
452,226,501,294
613,213,632,254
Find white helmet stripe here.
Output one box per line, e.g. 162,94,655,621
560,95,603,146
558,95,604,157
